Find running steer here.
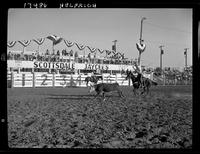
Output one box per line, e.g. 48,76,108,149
89,83,124,100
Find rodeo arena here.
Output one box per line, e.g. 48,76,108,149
7,35,192,149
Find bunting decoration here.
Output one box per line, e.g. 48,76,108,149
33,38,45,45
18,40,32,47
87,46,97,53
136,42,146,54
63,39,74,47
7,35,126,59
75,43,86,50
7,41,17,48
118,52,124,59
97,49,105,54
47,35,63,45
106,50,111,55
112,50,116,55
121,53,125,59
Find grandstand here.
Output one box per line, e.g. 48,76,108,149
7,35,192,88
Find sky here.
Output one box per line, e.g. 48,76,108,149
7,9,192,68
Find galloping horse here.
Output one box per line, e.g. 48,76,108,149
126,71,157,95
85,75,103,87
89,82,124,101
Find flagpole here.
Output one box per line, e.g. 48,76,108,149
38,45,40,53
138,17,146,72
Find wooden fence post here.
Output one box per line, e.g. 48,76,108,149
163,74,165,86
52,72,55,87
11,71,14,88
32,72,35,88
22,73,25,87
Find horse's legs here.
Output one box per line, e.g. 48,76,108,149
133,88,137,95
102,92,106,101
118,90,124,97
140,86,145,95
94,91,101,99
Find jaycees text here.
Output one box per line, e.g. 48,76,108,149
34,61,75,70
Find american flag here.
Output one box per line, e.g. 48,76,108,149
47,35,63,45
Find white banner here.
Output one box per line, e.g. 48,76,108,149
7,60,134,71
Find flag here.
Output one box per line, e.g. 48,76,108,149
47,35,63,45
136,42,146,54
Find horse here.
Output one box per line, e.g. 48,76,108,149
85,75,103,87
126,71,157,95
125,71,142,95
89,82,124,101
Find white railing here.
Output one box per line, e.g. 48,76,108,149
7,72,130,88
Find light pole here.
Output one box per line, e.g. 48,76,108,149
137,17,146,69
112,40,117,64
159,45,164,70
184,48,189,69
112,40,117,52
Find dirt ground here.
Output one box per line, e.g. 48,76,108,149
7,85,192,148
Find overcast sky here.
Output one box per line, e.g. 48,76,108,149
7,9,192,68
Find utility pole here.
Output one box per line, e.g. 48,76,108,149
159,45,164,70
184,48,189,69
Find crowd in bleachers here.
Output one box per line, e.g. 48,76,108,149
7,49,133,65
7,49,192,81
152,66,192,81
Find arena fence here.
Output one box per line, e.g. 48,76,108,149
7,72,191,88
7,72,131,88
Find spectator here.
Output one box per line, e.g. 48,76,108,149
74,51,78,62
70,50,73,56
46,49,49,55
7,52,12,60
57,50,60,56
62,49,65,56
88,53,91,62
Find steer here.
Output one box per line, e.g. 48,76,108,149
89,82,124,101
